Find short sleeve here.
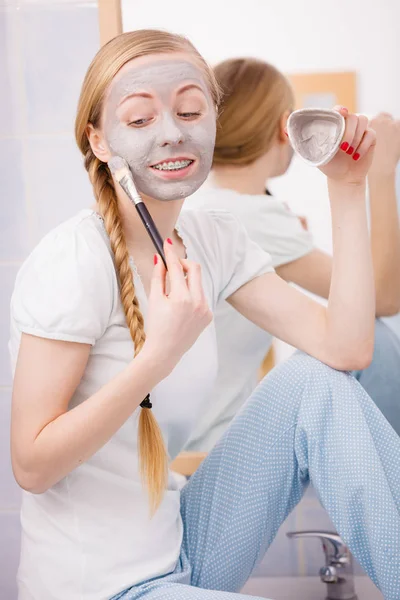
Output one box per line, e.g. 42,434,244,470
208,210,274,302
10,215,115,345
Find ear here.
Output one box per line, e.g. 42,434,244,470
86,123,111,162
278,110,291,143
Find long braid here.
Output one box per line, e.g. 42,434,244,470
86,151,168,513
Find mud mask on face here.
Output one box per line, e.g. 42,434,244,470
104,61,216,202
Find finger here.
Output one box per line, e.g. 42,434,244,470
345,115,369,157
298,215,309,231
353,128,377,161
333,105,349,118
150,254,167,297
339,113,358,154
377,112,393,120
180,259,206,306
164,238,187,294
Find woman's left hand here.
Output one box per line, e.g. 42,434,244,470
319,106,376,185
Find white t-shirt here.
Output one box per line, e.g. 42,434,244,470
9,207,273,600
184,186,313,452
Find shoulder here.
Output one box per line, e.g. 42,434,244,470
17,210,114,281
186,187,294,228
180,207,245,246
11,210,116,345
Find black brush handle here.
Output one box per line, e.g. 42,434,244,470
134,201,168,269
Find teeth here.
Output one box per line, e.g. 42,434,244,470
153,159,192,171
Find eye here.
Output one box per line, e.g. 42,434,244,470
127,117,153,127
177,112,202,119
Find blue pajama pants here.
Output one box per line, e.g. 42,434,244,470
114,353,400,600
353,318,400,436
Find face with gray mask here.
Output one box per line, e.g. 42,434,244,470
103,57,217,202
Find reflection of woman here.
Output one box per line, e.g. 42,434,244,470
9,33,400,600
186,58,400,452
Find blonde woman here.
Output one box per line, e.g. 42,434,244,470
9,31,400,600
186,58,400,452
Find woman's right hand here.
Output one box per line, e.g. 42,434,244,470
142,239,213,375
368,113,400,178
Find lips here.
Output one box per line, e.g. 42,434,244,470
150,157,196,172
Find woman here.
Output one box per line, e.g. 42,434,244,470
9,31,400,600
186,57,400,452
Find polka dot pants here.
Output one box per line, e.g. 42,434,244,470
114,353,400,600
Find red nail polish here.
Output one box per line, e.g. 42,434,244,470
341,142,349,152
346,146,354,155
167,238,173,245
284,131,288,137
353,153,360,161
153,254,158,265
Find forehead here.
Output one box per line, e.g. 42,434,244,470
107,55,210,103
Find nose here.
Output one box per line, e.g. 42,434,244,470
160,112,185,146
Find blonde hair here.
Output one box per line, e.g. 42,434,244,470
75,30,221,512
213,58,294,166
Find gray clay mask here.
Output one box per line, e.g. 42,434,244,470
104,60,216,201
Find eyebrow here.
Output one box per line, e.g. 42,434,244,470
118,83,205,108
118,91,153,108
176,83,205,96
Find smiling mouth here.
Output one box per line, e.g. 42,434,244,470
150,159,195,172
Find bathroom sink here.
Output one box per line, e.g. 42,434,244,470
241,576,383,599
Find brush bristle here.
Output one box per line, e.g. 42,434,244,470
108,156,129,180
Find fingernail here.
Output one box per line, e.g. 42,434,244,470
346,146,354,155
284,130,288,137
341,142,349,152
342,107,348,112
153,254,158,265
167,238,173,245
353,153,360,161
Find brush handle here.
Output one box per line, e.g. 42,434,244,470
134,202,168,269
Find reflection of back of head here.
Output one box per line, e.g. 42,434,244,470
212,58,294,168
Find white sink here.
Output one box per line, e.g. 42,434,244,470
242,576,383,599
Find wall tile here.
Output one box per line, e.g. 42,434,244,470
20,3,99,134
20,0,94,4
26,135,93,242
295,500,364,576
0,390,21,508
0,139,30,260
0,511,20,600
0,7,19,136
252,509,300,577
0,266,19,387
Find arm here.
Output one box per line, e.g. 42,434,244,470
228,109,376,371
11,335,163,493
368,113,400,316
276,249,332,299
11,243,211,493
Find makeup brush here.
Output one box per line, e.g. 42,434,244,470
108,156,167,269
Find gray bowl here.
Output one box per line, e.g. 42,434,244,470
287,108,345,167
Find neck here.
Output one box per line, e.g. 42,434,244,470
116,191,184,256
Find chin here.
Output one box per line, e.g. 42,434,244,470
142,175,209,203
146,184,200,203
